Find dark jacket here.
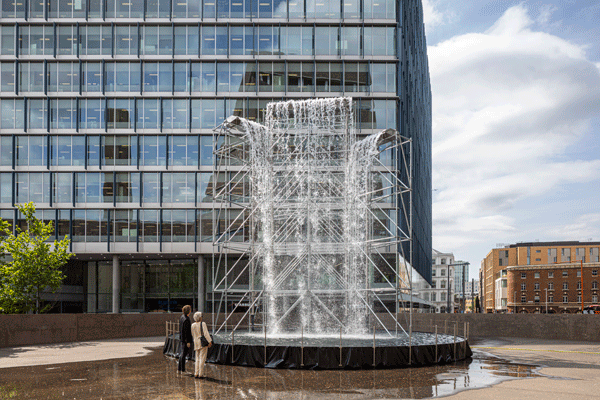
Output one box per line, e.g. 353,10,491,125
179,314,192,344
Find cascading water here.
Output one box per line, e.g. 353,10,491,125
236,97,386,336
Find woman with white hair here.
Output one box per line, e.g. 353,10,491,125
191,311,212,379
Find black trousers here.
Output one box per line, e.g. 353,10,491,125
178,342,191,372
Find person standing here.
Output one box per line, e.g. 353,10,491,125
191,312,213,379
177,305,193,375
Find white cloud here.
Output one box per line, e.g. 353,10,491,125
422,0,444,32
429,5,600,256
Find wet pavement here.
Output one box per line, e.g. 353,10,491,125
0,343,543,400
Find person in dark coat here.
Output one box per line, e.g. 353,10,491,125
177,305,193,375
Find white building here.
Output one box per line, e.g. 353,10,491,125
422,249,455,313
494,271,508,313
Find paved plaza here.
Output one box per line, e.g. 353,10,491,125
1,336,599,399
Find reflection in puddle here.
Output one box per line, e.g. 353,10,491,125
0,349,541,399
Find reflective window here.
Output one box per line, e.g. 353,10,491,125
49,0,86,18
103,135,137,166
140,209,159,242
315,26,338,56
47,62,79,93
0,136,13,166
162,99,190,130
192,99,221,129
57,25,77,55
197,173,212,202
77,210,108,242
141,25,173,55
168,135,198,166
308,0,339,18
75,172,114,203
364,27,395,56
143,62,172,92
257,26,279,55
341,27,360,56
1,26,15,55
107,98,135,130
371,63,396,93
82,62,103,93
174,26,198,56
50,98,77,130
113,210,138,243
1,99,24,130
264,0,286,18
19,62,44,93
229,26,253,56
15,172,50,204
0,174,13,203
19,25,54,56
281,26,312,55
360,99,396,129
87,0,104,18
80,25,112,56
28,0,43,18
199,135,213,165
173,62,189,92
199,209,213,241
288,62,315,92
106,0,143,18
79,98,105,129
140,135,166,166
1,0,25,18
191,62,216,93
344,0,359,18
201,26,227,56
343,63,368,92
142,173,160,203
258,62,284,92
106,62,141,92
115,173,140,203
114,25,138,55
50,135,85,166
162,173,194,203
136,98,160,129
162,210,195,242
202,0,215,18
146,0,170,18
87,135,100,166
53,172,73,204
364,0,395,19
16,135,46,166
172,0,201,18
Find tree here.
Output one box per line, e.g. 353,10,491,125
0,203,74,314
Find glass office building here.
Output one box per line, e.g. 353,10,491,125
0,0,431,313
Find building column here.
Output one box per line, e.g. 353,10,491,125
112,255,120,314
198,255,205,312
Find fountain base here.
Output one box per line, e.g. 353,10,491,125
164,332,472,370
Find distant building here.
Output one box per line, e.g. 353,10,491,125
423,249,455,313
481,241,600,313
494,271,507,313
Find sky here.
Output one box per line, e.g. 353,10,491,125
422,0,600,279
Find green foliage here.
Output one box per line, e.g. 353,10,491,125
0,203,74,314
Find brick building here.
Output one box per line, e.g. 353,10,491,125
481,241,600,313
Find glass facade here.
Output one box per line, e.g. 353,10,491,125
0,0,431,312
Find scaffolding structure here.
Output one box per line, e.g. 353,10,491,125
209,98,413,337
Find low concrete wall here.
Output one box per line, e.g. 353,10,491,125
0,313,179,348
2,313,600,348
408,313,600,342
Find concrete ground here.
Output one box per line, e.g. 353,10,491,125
1,336,600,399
0,336,165,369
449,337,600,400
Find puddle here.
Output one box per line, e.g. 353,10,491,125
0,348,543,399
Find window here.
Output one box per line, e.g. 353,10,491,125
79,99,105,129
440,280,446,289
15,173,50,204
114,25,138,56
287,62,313,92
562,270,568,277
82,63,103,93
106,0,143,18
499,259,503,266
577,270,581,277
534,283,540,290
548,271,554,278
1,98,24,129
162,173,195,203
80,25,112,56
534,272,540,279
593,281,598,289
19,63,44,93
548,295,554,303
521,272,526,279
593,270,598,277
0,26,15,56
174,26,199,56
371,63,396,93
534,295,540,303
363,0,395,18
19,26,54,56
137,99,160,129
577,281,582,290
168,136,198,166
141,26,173,56
431,269,436,277
577,295,582,303
563,295,568,303
115,173,140,203
57,25,77,56
0,63,14,93
281,26,313,56
50,99,77,130
591,248,600,263
75,172,114,204
143,62,172,92
430,293,436,302
593,295,599,303
548,282,554,290
107,98,135,130
0,0,25,17
53,173,73,204
201,25,227,56
50,136,85,166
561,248,571,262
102,135,136,166
173,0,201,18
430,281,436,289
440,292,446,302
536,249,541,253
364,27,395,56
440,268,445,276
106,62,141,92
548,248,557,263
563,282,568,290
47,63,80,93
521,296,526,303
521,283,526,291
163,100,190,130
536,258,541,261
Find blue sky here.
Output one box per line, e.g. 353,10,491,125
424,0,600,279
